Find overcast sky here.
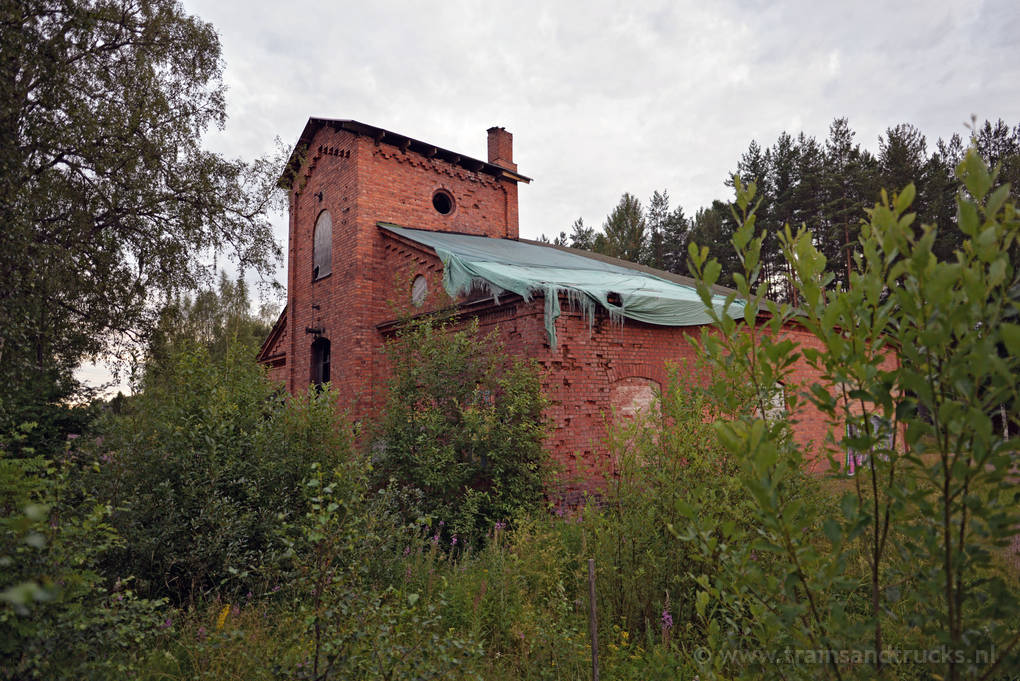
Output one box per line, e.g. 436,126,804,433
78,0,1020,391
188,0,1018,244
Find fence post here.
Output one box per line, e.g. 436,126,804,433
588,558,600,681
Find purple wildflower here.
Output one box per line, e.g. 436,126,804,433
661,609,673,630
451,535,458,546
231,605,240,616
403,546,411,556
431,533,439,545
246,591,253,600
161,617,172,629
272,584,281,593
197,626,207,640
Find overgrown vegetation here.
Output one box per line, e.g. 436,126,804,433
2,8,1018,667
0,0,283,465
4,145,1018,680
684,147,1020,680
80,341,352,605
372,318,548,547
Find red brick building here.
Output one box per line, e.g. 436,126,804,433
258,119,836,490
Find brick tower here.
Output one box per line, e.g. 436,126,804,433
259,119,530,424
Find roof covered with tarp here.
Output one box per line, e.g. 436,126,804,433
380,223,744,348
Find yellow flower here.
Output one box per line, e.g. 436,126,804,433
216,604,231,630
621,630,629,641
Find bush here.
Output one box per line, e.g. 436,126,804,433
579,361,763,639
1,433,165,680
372,317,548,547
283,464,484,681
684,149,1020,679
84,341,354,604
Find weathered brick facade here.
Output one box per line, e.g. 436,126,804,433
259,119,842,491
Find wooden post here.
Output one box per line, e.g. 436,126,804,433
588,558,600,681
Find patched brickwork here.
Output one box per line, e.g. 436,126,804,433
611,377,660,421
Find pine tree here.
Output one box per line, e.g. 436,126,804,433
767,133,799,302
928,134,965,262
661,205,690,275
974,120,1020,268
645,190,670,269
879,123,931,221
684,202,740,287
819,118,879,291
788,133,824,304
567,217,596,251
598,193,646,263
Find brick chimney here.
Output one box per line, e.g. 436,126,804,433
486,126,517,171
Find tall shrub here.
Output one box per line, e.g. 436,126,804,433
372,317,547,547
85,342,353,604
684,148,1020,679
1,429,164,680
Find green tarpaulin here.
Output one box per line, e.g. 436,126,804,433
380,223,743,348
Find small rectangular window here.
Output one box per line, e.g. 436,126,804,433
311,338,330,386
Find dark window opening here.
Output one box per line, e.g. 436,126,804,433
311,337,331,387
432,190,454,215
607,291,622,306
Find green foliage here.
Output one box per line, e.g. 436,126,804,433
84,341,353,604
144,272,280,386
282,465,483,681
0,0,282,412
685,148,1020,680
684,201,741,286
568,217,597,250
373,317,548,547
0,374,99,462
1,434,165,680
580,362,756,641
120,378,770,681
594,192,648,262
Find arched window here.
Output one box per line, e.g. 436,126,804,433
411,274,428,307
311,337,331,387
313,210,332,280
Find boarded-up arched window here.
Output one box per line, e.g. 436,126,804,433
610,377,659,423
313,210,332,280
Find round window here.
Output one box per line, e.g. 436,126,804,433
432,189,454,215
411,275,428,307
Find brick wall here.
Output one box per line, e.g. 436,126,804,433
361,247,849,494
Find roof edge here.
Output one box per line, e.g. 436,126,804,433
279,118,532,189
257,305,288,362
